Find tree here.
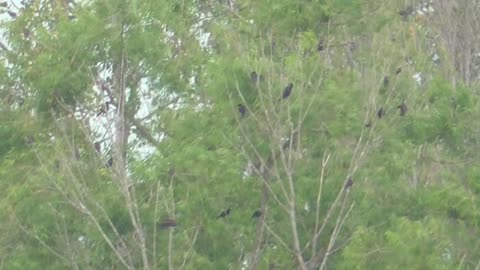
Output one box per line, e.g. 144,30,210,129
1,0,480,269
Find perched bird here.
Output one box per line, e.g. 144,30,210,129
25,136,35,146
94,142,101,154
399,6,414,21
217,208,231,219
74,149,81,160
447,207,459,220
282,83,293,99
317,40,324,52
96,102,110,116
159,218,177,229
251,210,262,219
250,71,258,82
345,177,353,190
238,103,246,117
383,76,389,87
377,107,385,118
282,139,291,150
398,102,407,116
7,10,16,18
23,28,30,38
106,157,113,167
250,71,263,83
395,67,402,75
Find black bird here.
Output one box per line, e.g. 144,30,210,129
383,76,389,87
159,218,177,229
250,72,264,84
317,40,324,52
282,139,291,150
250,72,259,83
398,102,407,116
251,210,262,219
106,157,113,167
377,107,385,118
25,136,35,146
238,104,246,117
7,10,16,18
447,207,459,220
345,177,353,190
282,83,293,99
217,208,231,219
399,6,414,21
395,67,402,75
94,142,101,154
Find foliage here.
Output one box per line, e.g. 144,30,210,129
0,0,479,269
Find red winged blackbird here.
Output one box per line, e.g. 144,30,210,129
159,218,177,229
282,83,293,99
251,210,262,218
238,104,246,117
217,208,231,219
398,102,407,116
345,177,353,190
377,107,385,118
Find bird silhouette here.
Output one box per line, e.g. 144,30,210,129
94,142,101,154
250,71,258,82
399,6,414,21
7,10,16,18
251,210,262,219
159,218,177,229
345,177,353,190
106,157,113,167
282,83,293,99
317,40,324,51
447,207,459,219
398,102,407,116
383,76,389,87
395,67,402,74
238,104,246,117
377,107,385,118
217,208,231,219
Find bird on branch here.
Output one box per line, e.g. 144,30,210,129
217,208,231,219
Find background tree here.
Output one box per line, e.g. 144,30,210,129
0,0,480,269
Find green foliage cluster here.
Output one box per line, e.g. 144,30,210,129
0,0,479,269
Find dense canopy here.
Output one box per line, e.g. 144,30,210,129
0,0,480,269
